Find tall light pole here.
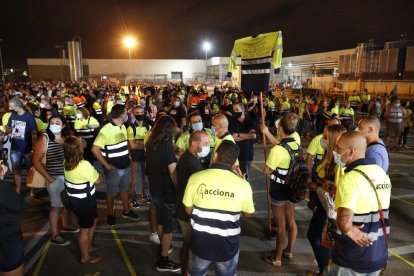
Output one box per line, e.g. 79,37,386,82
123,36,136,59
54,45,64,80
0,39,4,84
202,41,212,61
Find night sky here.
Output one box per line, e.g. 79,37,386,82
1,0,414,68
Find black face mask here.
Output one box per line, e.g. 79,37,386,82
135,114,144,121
10,109,18,114
233,112,242,119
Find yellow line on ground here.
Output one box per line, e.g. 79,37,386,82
111,227,137,276
33,239,52,276
388,249,414,268
252,163,263,172
391,195,414,207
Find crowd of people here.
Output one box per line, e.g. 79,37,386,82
0,80,411,275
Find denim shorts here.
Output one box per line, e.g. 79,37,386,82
104,166,130,196
10,150,32,170
188,250,239,276
270,198,288,206
46,175,65,208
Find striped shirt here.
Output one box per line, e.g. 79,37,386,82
46,138,64,176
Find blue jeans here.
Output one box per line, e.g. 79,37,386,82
188,250,239,276
10,150,32,170
307,206,331,273
239,160,252,179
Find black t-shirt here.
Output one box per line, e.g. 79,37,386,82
176,151,204,222
145,140,177,202
220,104,233,116
168,106,186,127
229,116,256,161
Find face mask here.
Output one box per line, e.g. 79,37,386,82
333,150,349,168
130,116,136,124
178,95,184,100
76,113,83,119
123,115,128,123
192,122,203,131
135,114,144,121
174,101,180,107
395,104,400,108
253,98,258,104
197,146,211,158
39,103,45,109
233,112,242,119
295,99,299,103
49,124,62,134
211,126,217,136
320,138,328,149
140,100,146,106
158,95,163,101
10,109,17,114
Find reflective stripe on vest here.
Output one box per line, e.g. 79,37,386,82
270,168,288,184
101,140,129,159
64,179,95,199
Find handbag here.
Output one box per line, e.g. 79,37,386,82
26,134,49,188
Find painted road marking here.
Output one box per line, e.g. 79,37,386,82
32,239,52,276
111,228,137,276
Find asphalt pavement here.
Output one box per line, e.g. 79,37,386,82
13,129,414,275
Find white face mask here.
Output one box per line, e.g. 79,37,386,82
174,101,180,107
76,113,83,119
211,126,217,136
192,122,203,131
333,150,349,168
49,124,62,134
197,146,211,158
320,138,328,150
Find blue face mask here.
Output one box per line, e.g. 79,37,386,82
333,150,349,168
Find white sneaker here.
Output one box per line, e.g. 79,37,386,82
149,232,160,244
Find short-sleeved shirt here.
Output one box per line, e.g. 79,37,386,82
366,140,389,173
183,164,255,262
8,111,37,153
176,151,204,222
276,131,301,146
211,132,238,165
168,106,186,127
93,121,130,169
1,112,11,126
266,137,299,201
127,123,151,140
307,134,324,164
229,117,256,161
74,116,100,140
145,140,177,202
64,160,100,200
175,128,216,152
334,159,391,273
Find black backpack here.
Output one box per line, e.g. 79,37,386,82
280,142,310,203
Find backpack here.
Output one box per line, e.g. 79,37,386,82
279,142,310,203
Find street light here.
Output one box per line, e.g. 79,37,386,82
202,41,211,61
54,45,64,80
0,39,4,84
123,36,137,59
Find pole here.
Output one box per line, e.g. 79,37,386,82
0,39,4,84
260,92,272,236
128,48,131,60
205,49,208,61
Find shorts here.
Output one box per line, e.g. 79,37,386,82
178,219,192,245
387,122,402,137
151,196,176,234
10,150,32,170
325,263,382,276
188,250,239,276
0,239,24,272
270,198,288,206
46,175,65,208
104,166,130,196
69,198,97,228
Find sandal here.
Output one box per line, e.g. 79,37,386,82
262,255,282,267
81,256,102,264
306,270,323,276
282,249,293,259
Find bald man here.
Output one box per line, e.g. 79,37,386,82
357,116,389,173
328,131,391,275
176,131,210,275
211,114,237,159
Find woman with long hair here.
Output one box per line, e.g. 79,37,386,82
145,115,181,272
33,115,77,246
63,136,102,264
307,124,347,276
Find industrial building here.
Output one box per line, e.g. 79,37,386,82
27,39,414,98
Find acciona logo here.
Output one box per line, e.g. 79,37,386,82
197,183,235,199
